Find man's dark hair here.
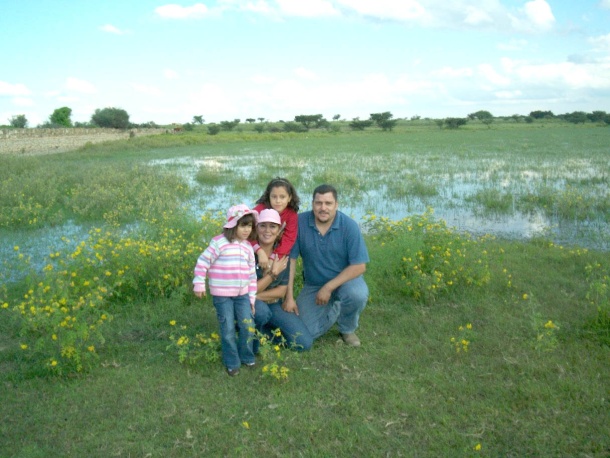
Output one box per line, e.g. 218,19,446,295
312,184,337,201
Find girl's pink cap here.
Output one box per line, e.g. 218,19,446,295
223,204,258,228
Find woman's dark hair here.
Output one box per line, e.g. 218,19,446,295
256,177,300,213
222,213,257,242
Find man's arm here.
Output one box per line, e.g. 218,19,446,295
315,263,366,305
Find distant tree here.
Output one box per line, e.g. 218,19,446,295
563,111,588,124
481,117,494,128
219,119,240,131
207,124,220,135
50,107,73,127
253,124,265,133
73,121,94,128
511,114,522,122
91,107,130,129
435,119,444,129
9,114,28,128
193,115,204,124
348,118,373,131
410,115,421,121
183,122,194,131
294,114,325,129
587,111,607,123
529,110,554,119
468,110,493,121
332,114,341,121
283,121,308,133
444,117,468,129
370,111,398,131
245,118,256,123
257,117,265,122
524,116,534,124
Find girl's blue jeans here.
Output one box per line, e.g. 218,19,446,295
212,294,255,370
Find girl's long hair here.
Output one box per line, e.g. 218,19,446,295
256,177,300,212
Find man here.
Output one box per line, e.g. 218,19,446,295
283,184,369,346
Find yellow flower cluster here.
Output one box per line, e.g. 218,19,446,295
2,211,224,376
451,323,474,354
363,210,493,303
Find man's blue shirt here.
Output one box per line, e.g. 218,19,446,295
290,210,369,287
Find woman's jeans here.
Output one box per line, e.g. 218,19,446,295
212,294,255,370
254,299,313,351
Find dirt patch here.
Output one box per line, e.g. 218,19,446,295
0,128,166,156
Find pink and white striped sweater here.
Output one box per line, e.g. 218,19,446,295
193,234,257,305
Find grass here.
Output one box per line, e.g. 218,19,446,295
1,121,609,456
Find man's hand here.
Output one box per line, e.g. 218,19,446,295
194,290,205,298
315,285,332,305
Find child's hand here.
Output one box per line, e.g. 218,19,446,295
194,290,205,298
271,256,289,277
251,302,256,315
257,250,270,271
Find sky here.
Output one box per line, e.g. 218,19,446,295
1,0,610,126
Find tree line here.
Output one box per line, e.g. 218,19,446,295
6,107,610,131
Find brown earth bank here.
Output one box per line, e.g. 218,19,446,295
0,128,167,156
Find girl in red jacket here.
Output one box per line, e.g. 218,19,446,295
253,177,300,270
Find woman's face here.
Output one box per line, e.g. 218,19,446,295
257,222,280,245
269,186,291,213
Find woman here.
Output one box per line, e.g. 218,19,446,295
253,209,313,351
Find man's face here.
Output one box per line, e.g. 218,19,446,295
312,192,338,224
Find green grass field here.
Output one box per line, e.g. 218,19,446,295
1,121,609,457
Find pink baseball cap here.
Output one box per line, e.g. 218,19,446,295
223,204,258,228
257,208,281,225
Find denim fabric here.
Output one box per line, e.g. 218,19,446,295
253,299,313,352
212,294,255,370
267,301,313,351
296,276,369,339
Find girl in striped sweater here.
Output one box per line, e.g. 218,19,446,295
193,204,258,376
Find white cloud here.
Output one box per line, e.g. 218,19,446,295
599,0,610,9
336,0,425,21
251,74,276,84
164,69,180,79
99,24,126,35
0,81,31,96
589,33,610,51
497,38,528,51
65,77,97,94
155,3,210,19
131,83,163,96
477,64,511,86
294,67,319,81
495,90,522,99
463,6,493,25
275,0,338,17
523,0,555,30
12,97,35,106
434,66,474,78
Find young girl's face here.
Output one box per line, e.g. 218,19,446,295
269,185,291,213
236,221,253,242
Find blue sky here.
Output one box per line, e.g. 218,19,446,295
1,0,609,126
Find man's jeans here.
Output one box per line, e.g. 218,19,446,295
212,294,255,370
296,276,368,340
